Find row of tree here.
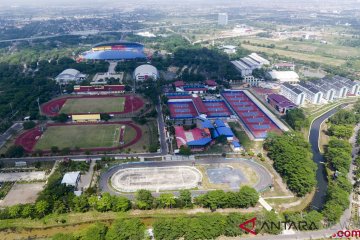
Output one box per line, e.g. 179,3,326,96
264,133,317,197
321,106,357,224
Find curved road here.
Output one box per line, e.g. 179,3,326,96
99,157,273,198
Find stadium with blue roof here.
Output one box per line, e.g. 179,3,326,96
79,41,147,61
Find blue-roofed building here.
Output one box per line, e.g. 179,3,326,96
215,126,234,141
231,141,242,152
187,138,212,148
196,117,214,129
214,119,226,128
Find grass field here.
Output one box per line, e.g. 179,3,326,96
242,44,346,67
35,124,128,150
60,97,125,114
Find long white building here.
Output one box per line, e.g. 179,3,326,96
232,53,269,77
280,83,305,106
297,82,323,104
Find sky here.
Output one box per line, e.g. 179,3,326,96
1,0,359,8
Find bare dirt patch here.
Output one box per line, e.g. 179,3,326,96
0,183,45,207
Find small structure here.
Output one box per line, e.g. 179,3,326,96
274,62,295,71
55,69,87,84
205,80,217,90
73,85,125,95
231,141,242,152
267,94,297,114
221,45,237,54
61,171,80,188
267,70,299,84
134,64,159,81
15,161,27,167
72,114,101,122
280,83,305,106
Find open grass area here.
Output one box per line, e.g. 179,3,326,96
60,97,125,114
35,124,124,150
242,44,346,67
228,122,254,149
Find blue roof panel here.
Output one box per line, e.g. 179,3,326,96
187,138,212,146
216,126,234,137
214,119,226,128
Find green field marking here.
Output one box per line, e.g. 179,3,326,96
34,124,135,150
60,97,125,114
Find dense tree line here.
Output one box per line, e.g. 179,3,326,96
264,133,317,196
0,159,259,220
284,108,308,131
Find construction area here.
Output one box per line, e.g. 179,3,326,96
110,166,202,192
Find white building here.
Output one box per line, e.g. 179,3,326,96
61,171,80,188
221,45,237,54
55,69,87,84
280,83,305,106
267,70,300,84
232,53,269,77
218,13,228,26
133,64,159,81
297,82,323,104
248,53,270,66
243,75,262,86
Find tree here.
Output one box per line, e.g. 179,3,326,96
135,189,154,210
159,193,176,208
328,125,353,139
177,190,193,208
35,200,49,217
51,146,59,154
322,202,343,223
111,196,131,212
52,233,75,240
73,195,89,212
237,186,259,208
82,222,108,240
21,204,34,218
8,205,22,218
153,218,188,240
285,108,308,131
5,145,25,158
23,121,36,130
100,113,111,121
105,218,145,240
52,113,68,123
96,193,113,212
179,145,192,155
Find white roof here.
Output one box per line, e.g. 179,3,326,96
59,68,80,77
249,53,270,65
134,64,158,76
61,171,80,186
268,70,299,83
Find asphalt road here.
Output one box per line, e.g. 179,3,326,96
99,157,273,199
156,96,168,154
0,122,23,149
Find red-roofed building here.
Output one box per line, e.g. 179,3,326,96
192,96,208,115
174,80,185,87
74,85,125,95
205,80,217,90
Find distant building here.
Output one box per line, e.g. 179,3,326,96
267,94,297,114
231,141,242,152
221,45,237,54
297,81,323,104
243,75,262,86
134,64,159,81
61,171,80,188
72,114,101,122
232,53,269,77
267,70,299,84
274,62,295,71
280,83,305,106
55,69,87,84
205,80,217,90
218,13,228,26
73,85,125,95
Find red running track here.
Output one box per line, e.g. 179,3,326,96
15,121,142,153
41,95,144,117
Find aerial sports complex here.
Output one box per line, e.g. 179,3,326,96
78,41,147,61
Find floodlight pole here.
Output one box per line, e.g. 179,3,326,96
37,97,41,115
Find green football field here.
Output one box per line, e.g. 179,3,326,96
60,97,125,114
34,124,136,150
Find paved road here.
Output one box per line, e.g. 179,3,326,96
309,104,350,210
0,123,23,149
99,157,272,199
156,96,168,154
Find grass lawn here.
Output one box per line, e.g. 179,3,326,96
35,124,126,150
242,44,346,67
60,97,125,114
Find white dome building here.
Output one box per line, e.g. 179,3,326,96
133,64,159,81
55,69,87,84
